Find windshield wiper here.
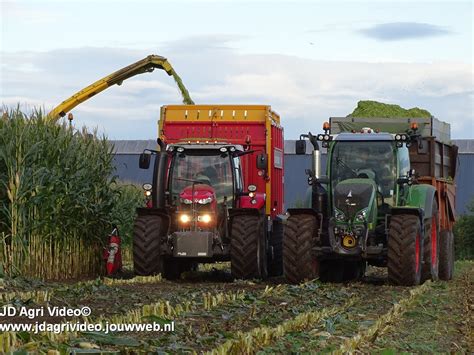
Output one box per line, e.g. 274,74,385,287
336,157,358,177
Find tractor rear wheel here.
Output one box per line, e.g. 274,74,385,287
230,215,267,279
388,214,422,286
268,219,283,277
422,200,439,282
438,230,454,280
283,214,318,284
133,215,164,276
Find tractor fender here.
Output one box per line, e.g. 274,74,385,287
286,208,319,218
228,208,262,218
405,184,437,220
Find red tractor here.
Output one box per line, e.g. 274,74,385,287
133,105,284,280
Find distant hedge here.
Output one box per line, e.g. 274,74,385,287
454,199,474,260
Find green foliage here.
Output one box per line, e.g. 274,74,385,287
454,199,474,260
349,100,432,118
0,108,140,279
110,183,143,247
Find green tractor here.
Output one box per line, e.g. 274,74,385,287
283,120,456,286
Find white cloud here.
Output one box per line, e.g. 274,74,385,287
1,45,472,139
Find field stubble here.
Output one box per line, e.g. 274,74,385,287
0,262,471,353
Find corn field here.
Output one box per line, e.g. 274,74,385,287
0,109,141,279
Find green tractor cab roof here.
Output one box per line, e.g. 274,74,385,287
334,132,395,141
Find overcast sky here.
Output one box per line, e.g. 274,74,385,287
1,0,472,139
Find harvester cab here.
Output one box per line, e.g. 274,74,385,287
283,118,455,286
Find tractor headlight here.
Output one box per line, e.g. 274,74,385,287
355,208,368,223
335,209,346,222
198,214,211,223
179,214,191,223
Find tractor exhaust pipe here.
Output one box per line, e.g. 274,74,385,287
153,138,168,208
308,132,321,179
307,132,328,226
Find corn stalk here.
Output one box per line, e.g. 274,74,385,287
208,297,358,355
0,108,138,280
337,282,431,353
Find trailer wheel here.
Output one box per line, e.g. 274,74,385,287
438,230,454,280
133,215,164,276
283,214,318,284
422,200,439,282
268,219,283,277
230,215,267,279
387,214,422,286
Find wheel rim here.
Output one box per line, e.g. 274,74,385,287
415,233,421,273
431,218,437,267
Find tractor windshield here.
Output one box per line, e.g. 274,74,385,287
169,150,234,205
330,141,397,205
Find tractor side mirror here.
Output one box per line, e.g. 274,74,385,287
139,152,151,169
295,140,307,155
256,153,268,170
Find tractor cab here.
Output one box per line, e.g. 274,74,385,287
168,143,242,209
166,143,248,235
328,131,412,252
330,134,399,217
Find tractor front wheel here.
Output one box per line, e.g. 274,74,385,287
283,214,318,284
387,214,422,286
133,215,164,276
230,215,267,279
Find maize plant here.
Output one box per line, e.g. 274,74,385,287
0,108,138,280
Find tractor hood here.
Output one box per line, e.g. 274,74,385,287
180,184,216,205
333,178,376,220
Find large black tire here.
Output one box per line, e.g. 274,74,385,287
319,260,345,283
283,214,318,284
133,215,164,276
268,220,283,277
387,214,422,286
438,230,454,280
422,200,439,282
230,215,267,279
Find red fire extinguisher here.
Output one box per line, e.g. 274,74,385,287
103,225,122,276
